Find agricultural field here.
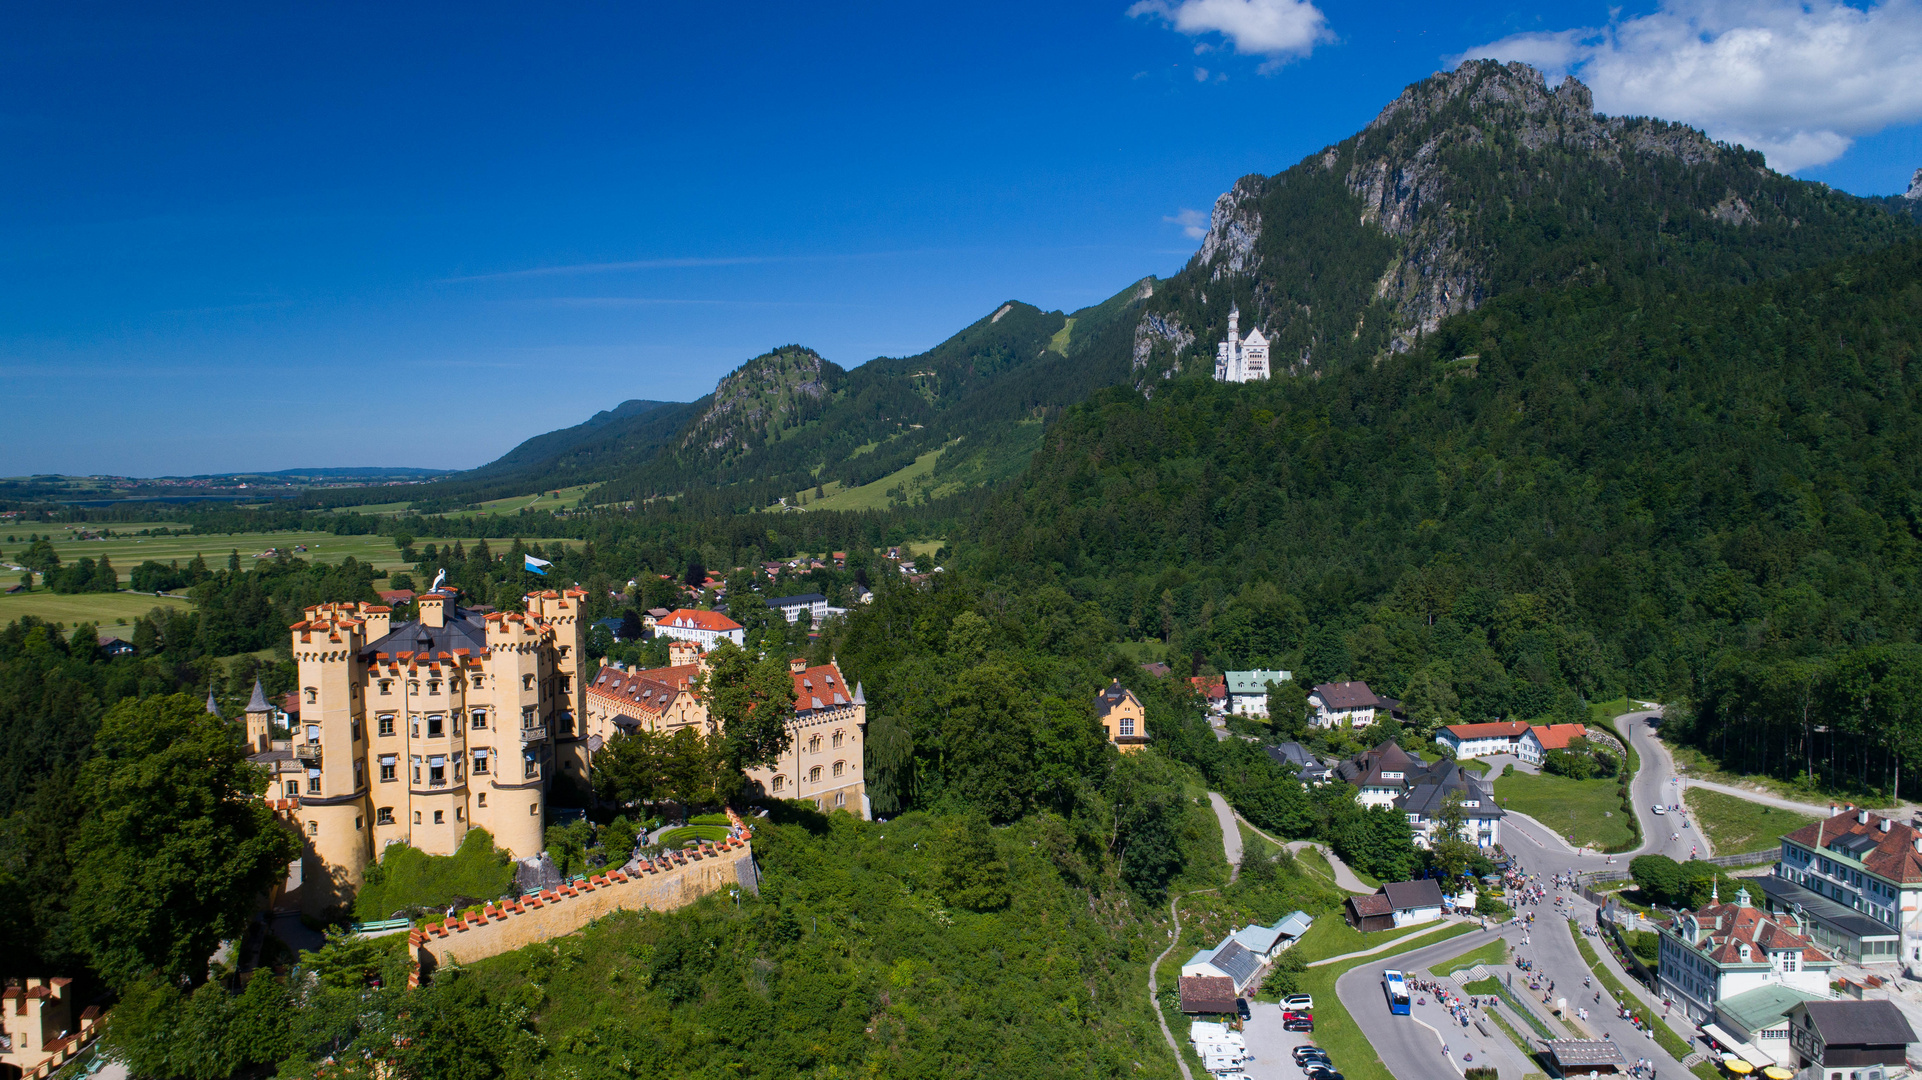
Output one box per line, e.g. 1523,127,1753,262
2,529,538,583
0,589,193,635
470,485,598,515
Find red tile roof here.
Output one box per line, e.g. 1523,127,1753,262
791,662,855,712
1530,723,1588,750
1190,675,1226,700
660,608,743,632
1783,810,1922,885
1443,721,1531,740
1672,895,1832,965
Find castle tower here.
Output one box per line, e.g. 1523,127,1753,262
469,610,547,860
244,679,274,753
531,589,589,782
400,594,471,861
292,604,374,917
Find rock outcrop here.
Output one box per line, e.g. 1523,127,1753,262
681,346,833,454
1907,166,1922,201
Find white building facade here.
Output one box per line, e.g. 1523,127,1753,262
1213,307,1271,383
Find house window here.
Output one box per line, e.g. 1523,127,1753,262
472,711,487,730
809,766,821,783
307,769,321,794
473,750,489,774
832,732,843,748
833,760,844,777
377,807,394,825
772,775,785,792
1120,717,1135,737
434,810,444,824
809,735,821,753
379,714,395,736
427,714,444,737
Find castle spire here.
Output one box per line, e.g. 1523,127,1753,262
246,679,272,714
205,689,219,715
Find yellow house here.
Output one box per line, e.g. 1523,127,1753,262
1095,681,1150,753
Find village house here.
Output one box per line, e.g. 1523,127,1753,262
1435,721,1587,765
1308,680,1395,728
652,608,745,648
1657,884,1836,1026
1222,669,1291,716
1764,806,1922,965
269,588,584,917
1265,741,1333,785
765,592,829,625
1335,740,1503,848
1092,681,1149,753
581,642,869,817
1787,999,1917,1080
1190,674,1226,712
1345,879,1444,931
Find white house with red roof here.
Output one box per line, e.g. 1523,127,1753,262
1768,806,1922,966
1435,721,1587,765
1308,681,1393,728
652,608,744,648
1657,883,1836,1025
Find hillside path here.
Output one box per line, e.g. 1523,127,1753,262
1206,792,1242,882
1212,798,1373,893
1681,777,1834,818
1148,888,1218,1080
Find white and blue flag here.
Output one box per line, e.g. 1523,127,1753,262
524,554,552,575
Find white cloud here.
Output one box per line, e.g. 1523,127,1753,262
1165,208,1210,238
1194,65,1210,81
1455,0,1922,173
1129,0,1332,66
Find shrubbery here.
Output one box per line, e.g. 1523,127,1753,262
354,829,515,920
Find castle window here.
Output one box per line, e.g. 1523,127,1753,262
832,732,843,749
477,793,487,807
308,820,318,835
354,760,364,788
473,674,484,688
434,810,444,824
307,769,321,794
377,807,394,825
410,718,419,738
427,714,444,737
835,792,845,808
809,735,821,753
379,680,392,695
808,766,821,783
524,754,538,780
523,674,535,691
772,775,786,792
472,710,487,730
429,680,442,695
429,757,446,786
379,756,396,782
355,815,363,830
560,675,571,693
285,779,298,798
351,718,362,741
379,714,395,736
559,645,569,658
408,681,419,694
522,706,537,729
304,687,317,704
530,802,539,816
414,811,422,824
832,760,844,778
411,756,421,784
473,749,489,774
455,807,463,822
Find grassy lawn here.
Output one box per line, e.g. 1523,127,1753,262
1493,769,1636,851
1427,936,1508,976
0,589,193,634
1683,787,1816,856
1661,739,1894,809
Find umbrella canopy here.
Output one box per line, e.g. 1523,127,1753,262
1761,1068,1794,1080
1723,1059,1754,1075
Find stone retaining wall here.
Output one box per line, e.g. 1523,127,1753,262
409,812,759,982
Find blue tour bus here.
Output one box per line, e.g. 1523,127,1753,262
1382,968,1411,1015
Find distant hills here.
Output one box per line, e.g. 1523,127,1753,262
313,60,1920,518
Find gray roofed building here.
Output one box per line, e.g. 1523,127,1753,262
1789,999,1917,1073
1544,1039,1626,1076
766,593,830,624
246,679,273,714
1267,741,1334,784
1348,879,1446,932
1179,975,1237,1015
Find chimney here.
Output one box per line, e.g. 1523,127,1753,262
1831,804,1840,816
419,592,446,629
1913,835,1921,855
1860,809,1871,826
790,657,808,673
1881,817,1892,833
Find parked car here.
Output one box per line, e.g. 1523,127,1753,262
1235,997,1252,1020
1304,1069,1343,1080
1283,1019,1315,1033
1283,1010,1314,1022
1290,1047,1327,1063
1282,994,1314,1011
1296,1054,1332,1070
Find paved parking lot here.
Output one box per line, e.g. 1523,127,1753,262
1238,998,1324,1080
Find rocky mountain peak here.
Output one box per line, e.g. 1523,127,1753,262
1907,166,1922,201
682,346,836,454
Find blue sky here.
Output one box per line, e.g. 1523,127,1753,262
5,1,1921,476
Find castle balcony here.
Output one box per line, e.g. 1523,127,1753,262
295,742,323,765
520,725,548,745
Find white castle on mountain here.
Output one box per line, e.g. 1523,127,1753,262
1213,306,1270,383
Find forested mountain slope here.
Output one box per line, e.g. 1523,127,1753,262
1122,60,1919,382
974,238,1922,792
